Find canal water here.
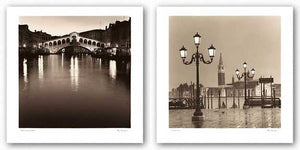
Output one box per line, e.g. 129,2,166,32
19,54,131,128
202,97,247,109
169,107,281,128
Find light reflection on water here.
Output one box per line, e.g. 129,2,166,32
70,56,79,91
99,58,102,70
61,53,64,68
19,55,130,128
23,58,28,83
38,55,44,82
109,60,117,79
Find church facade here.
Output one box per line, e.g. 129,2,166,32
205,53,280,98
169,53,281,99
218,53,225,86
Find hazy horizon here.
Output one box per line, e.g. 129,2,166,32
169,16,281,91
19,16,130,36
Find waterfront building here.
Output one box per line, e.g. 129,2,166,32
170,54,281,99
19,25,51,48
19,18,131,55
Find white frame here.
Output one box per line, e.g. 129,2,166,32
7,7,143,143
156,7,293,143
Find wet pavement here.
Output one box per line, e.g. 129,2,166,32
169,107,281,128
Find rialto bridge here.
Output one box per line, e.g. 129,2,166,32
40,32,105,53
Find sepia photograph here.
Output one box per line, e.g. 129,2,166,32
157,7,293,143
19,16,131,128
169,16,281,128
7,7,143,143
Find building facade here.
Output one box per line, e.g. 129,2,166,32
19,25,51,48
78,18,131,49
169,54,281,99
19,18,131,53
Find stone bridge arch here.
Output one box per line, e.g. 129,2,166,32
41,32,105,54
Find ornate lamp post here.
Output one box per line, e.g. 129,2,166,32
179,32,216,121
235,62,255,108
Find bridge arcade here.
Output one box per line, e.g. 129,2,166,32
41,32,106,53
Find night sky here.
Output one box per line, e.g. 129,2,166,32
169,16,281,90
19,16,130,36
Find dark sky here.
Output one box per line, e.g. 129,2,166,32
169,16,281,90
19,16,129,36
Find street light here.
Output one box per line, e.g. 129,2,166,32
179,32,216,121
235,62,255,109
179,46,187,59
193,32,201,46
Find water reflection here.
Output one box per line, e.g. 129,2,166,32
19,55,131,128
170,108,281,128
61,53,64,69
99,58,102,70
192,120,203,128
126,62,130,74
109,60,117,79
70,56,79,91
38,55,44,81
23,58,28,83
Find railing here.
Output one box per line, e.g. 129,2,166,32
169,95,281,109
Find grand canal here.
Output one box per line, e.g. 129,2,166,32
19,54,131,128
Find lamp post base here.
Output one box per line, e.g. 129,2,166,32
192,115,204,121
192,111,203,121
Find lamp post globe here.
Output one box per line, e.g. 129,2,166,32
208,44,216,58
193,32,201,46
235,69,240,75
251,68,255,75
179,46,187,59
243,62,247,68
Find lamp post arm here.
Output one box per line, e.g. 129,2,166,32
236,73,244,80
199,53,213,64
247,71,255,78
183,53,196,65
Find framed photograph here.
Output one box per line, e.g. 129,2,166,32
157,7,293,143
7,7,143,143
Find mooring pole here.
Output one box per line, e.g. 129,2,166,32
218,90,221,109
237,90,240,109
225,89,227,109
207,90,210,109
211,91,213,109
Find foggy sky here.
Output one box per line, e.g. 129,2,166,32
169,16,281,90
19,16,130,36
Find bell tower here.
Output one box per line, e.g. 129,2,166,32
218,53,225,86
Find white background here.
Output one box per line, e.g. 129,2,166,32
6,7,143,143
0,0,299,149
157,7,293,143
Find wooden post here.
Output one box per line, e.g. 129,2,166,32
225,89,227,109
211,90,213,109
207,90,210,109
261,81,263,108
233,89,236,108
204,89,206,109
277,89,281,108
237,90,240,109
190,84,193,100
218,90,221,109
273,88,276,108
